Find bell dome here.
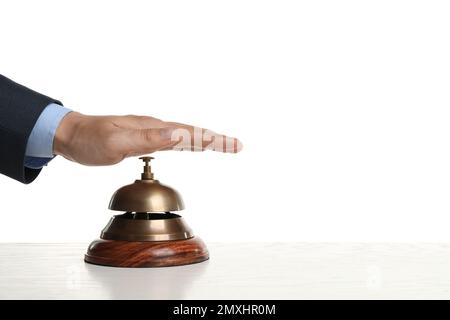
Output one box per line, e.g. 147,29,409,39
108,157,185,213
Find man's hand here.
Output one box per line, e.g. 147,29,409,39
53,112,242,166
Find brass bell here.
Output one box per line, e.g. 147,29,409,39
85,157,209,268
108,156,185,213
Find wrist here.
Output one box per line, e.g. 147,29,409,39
53,112,84,157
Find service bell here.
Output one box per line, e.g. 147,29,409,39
84,156,209,268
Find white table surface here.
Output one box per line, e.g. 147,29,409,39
1,243,450,299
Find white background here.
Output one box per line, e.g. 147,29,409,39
0,0,450,242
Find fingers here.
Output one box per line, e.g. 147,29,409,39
163,121,243,153
114,116,243,156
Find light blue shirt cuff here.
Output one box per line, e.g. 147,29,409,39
25,103,72,169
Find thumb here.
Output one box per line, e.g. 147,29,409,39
123,127,177,154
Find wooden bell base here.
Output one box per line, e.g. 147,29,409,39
84,237,209,268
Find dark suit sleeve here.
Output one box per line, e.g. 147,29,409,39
0,74,62,184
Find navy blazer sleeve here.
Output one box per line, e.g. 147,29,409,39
0,74,62,184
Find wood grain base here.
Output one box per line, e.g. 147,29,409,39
84,237,209,268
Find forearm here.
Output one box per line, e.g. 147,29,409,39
0,74,62,183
